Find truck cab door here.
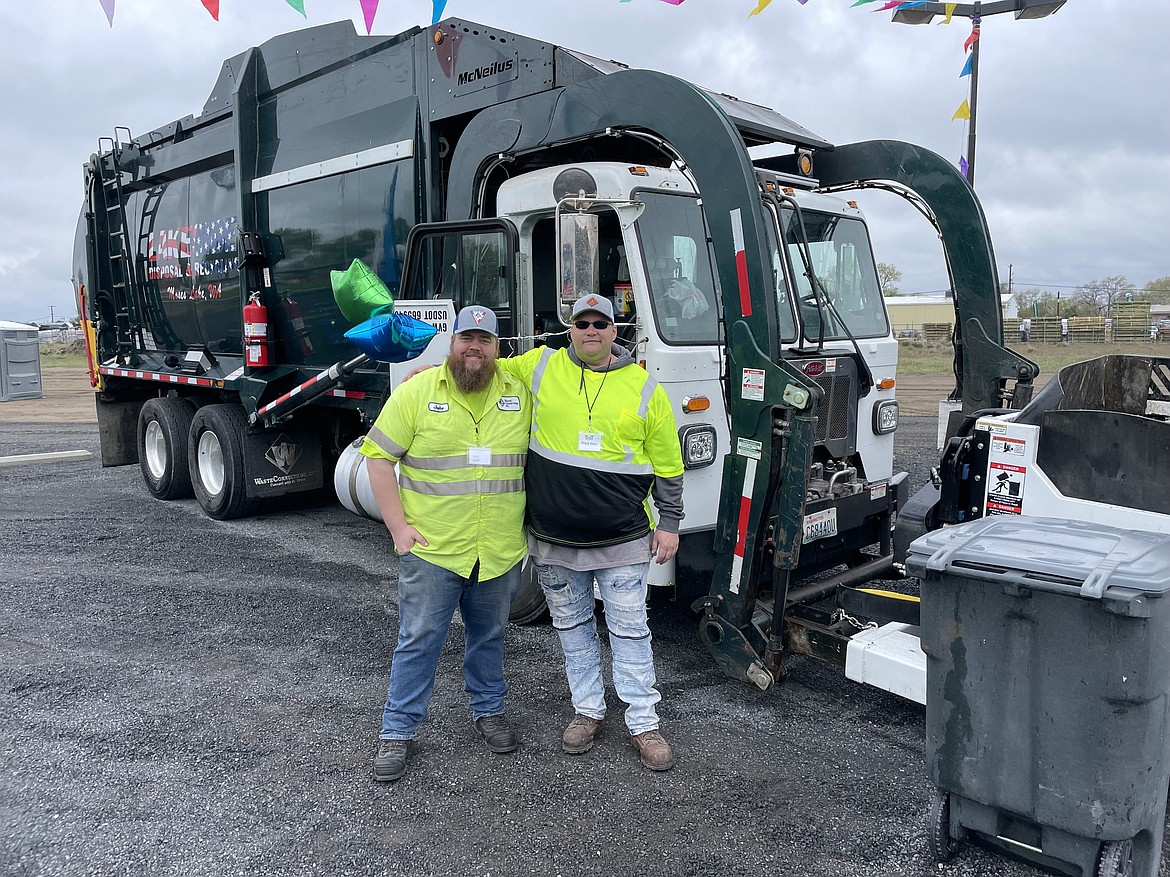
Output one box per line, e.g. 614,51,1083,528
399,219,520,354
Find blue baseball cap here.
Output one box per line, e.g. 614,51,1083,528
452,305,499,338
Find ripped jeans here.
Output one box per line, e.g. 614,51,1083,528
534,562,661,735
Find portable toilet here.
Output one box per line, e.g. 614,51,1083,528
0,321,43,402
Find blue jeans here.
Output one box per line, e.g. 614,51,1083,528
534,562,661,735
380,554,520,740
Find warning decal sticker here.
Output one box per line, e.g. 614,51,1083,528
741,368,765,401
991,436,1026,457
987,461,1026,515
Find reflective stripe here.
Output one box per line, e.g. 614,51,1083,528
402,452,527,471
365,427,407,460
638,374,659,418
529,441,653,476
399,475,525,496
530,347,556,440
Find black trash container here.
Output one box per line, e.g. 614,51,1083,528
907,516,1170,877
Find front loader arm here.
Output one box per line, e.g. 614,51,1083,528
695,321,820,690
766,139,1038,413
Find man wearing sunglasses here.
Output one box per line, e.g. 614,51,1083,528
497,293,684,771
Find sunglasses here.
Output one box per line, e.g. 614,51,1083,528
573,319,612,330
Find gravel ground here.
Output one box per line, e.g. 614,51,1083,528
0,418,1159,876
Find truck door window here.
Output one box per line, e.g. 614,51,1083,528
635,191,720,345
763,212,799,344
781,208,890,342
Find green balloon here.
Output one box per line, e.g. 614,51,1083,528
330,259,395,324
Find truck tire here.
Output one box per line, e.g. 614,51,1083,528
138,397,196,500
188,404,261,520
509,560,548,625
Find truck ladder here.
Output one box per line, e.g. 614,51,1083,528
95,128,144,366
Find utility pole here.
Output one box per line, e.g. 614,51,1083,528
892,1,1066,187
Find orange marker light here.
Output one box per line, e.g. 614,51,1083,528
682,395,711,413
878,378,896,390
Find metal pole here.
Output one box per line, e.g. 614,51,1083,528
966,5,981,185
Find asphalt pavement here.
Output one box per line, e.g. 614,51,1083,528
0,418,1156,876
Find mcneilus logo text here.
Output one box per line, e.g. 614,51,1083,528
457,59,514,86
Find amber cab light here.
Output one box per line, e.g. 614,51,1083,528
682,395,711,413
878,378,895,390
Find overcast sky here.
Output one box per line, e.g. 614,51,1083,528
0,0,1165,324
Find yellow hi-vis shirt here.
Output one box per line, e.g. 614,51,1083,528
358,363,532,579
499,346,683,548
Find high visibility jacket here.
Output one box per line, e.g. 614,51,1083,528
359,363,531,579
499,346,683,548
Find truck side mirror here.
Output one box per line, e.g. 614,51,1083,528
558,212,599,316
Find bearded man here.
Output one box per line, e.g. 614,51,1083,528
359,305,532,782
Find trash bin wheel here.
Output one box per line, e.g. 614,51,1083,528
1096,839,1133,877
926,788,963,863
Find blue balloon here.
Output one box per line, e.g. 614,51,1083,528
344,312,438,362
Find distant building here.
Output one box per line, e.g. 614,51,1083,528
884,293,1014,337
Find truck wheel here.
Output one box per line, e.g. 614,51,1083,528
926,788,962,863
138,397,196,500
188,404,261,520
1096,840,1133,877
509,560,548,625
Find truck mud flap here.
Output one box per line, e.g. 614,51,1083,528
96,398,142,467
242,428,323,498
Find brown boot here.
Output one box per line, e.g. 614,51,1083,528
631,729,675,771
562,714,604,754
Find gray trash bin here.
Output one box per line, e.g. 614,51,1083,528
906,516,1170,877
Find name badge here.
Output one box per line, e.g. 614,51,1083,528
468,446,492,465
497,396,521,412
578,431,603,452
428,402,449,412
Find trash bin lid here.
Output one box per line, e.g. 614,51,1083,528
906,516,1170,600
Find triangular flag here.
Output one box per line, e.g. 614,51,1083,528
285,0,307,16
964,24,980,53
951,99,971,121
939,2,957,24
359,0,378,33
200,0,220,21
433,0,447,23
959,156,969,177
873,1,905,11
99,0,115,26
894,1,929,8
959,54,973,77
658,0,686,4
851,0,884,5
748,0,773,15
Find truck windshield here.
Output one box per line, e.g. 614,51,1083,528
636,191,720,345
780,207,889,342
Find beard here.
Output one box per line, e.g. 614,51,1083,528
447,347,497,394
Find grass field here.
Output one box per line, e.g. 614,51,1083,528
896,340,1167,375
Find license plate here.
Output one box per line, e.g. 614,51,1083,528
803,507,838,544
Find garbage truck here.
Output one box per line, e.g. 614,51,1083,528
74,17,1036,696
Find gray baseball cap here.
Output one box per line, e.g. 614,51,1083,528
570,294,615,323
452,305,499,337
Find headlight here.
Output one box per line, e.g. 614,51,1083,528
678,424,717,469
873,400,898,435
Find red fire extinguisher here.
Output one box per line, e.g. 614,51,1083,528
243,293,270,368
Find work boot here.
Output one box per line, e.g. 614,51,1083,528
475,715,518,754
631,729,676,771
562,714,604,754
373,739,410,782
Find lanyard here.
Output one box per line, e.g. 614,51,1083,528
578,363,610,430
